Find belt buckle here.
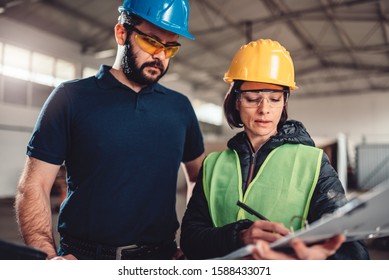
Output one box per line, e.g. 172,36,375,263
116,244,138,260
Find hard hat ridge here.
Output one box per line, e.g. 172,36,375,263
118,0,194,40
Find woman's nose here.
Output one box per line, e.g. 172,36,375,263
257,97,270,113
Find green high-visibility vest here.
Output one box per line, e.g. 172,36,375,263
203,144,323,231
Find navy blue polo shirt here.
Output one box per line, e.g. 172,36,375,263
27,65,204,246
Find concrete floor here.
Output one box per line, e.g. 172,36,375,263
1,195,389,260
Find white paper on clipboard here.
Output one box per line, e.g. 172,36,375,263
214,181,389,259
270,181,389,249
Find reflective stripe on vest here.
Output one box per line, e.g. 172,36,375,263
203,144,323,231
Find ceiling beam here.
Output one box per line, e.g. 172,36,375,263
293,85,389,100
193,0,378,36
376,0,389,63
38,0,113,52
297,61,389,76
298,69,389,84
262,0,331,70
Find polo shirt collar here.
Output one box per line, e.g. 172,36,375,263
95,64,167,94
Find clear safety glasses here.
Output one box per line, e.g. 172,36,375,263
236,89,290,108
130,26,181,59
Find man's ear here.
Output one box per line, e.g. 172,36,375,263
114,24,127,46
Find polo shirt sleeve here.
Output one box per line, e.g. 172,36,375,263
182,102,204,162
27,84,71,165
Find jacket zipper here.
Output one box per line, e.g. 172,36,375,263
245,145,256,193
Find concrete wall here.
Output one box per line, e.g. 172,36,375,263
0,104,40,197
288,92,389,165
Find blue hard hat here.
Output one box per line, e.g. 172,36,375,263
119,0,194,40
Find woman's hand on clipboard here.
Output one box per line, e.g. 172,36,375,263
250,234,346,260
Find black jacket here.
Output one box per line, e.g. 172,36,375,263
180,120,370,260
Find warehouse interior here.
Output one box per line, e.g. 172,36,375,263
1,0,389,259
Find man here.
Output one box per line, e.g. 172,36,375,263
15,0,205,260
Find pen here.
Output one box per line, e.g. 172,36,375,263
237,200,270,221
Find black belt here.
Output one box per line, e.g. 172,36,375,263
61,236,176,260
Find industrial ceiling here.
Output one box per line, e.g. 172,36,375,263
1,0,389,105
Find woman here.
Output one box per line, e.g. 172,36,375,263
180,39,369,260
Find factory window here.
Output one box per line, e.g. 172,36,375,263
31,52,55,87
0,42,77,107
55,59,75,86
3,44,30,81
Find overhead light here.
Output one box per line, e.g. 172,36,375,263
194,103,223,126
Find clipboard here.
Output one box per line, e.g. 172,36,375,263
270,181,389,249
214,181,389,259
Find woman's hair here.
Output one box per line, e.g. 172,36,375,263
223,80,289,130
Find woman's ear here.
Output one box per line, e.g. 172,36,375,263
114,24,127,46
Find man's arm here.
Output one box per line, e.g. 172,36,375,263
15,157,60,259
182,153,205,203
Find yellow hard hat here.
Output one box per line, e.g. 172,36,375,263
223,39,298,90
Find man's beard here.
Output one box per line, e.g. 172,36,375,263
121,43,168,85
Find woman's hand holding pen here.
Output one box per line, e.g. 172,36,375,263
237,201,290,245
236,201,346,259
239,220,290,245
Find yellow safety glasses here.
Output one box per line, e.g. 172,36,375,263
131,26,181,59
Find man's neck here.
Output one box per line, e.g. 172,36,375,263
109,67,145,93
